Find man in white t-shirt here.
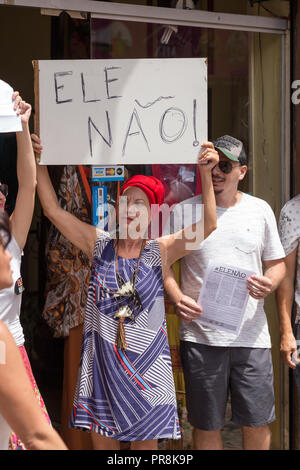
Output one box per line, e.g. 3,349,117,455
164,135,286,450
276,196,300,437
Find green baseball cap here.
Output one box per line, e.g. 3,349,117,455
213,135,247,165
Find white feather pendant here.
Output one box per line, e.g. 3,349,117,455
113,281,135,297
114,305,134,320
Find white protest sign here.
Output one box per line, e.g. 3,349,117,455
0,80,22,133
35,58,207,165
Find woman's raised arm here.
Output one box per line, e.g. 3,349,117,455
158,142,218,277
32,134,100,261
10,93,36,251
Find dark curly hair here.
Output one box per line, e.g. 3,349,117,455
0,211,11,248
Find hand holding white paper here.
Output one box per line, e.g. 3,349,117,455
0,80,22,133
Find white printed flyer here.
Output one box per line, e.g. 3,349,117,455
197,261,255,334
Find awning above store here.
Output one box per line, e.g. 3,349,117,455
0,0,288,33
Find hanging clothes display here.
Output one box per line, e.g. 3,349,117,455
42,166,91,338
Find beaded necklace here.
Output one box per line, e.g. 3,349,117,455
100,238,146,351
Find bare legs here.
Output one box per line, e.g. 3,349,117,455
91,433,120,450
193,429,223,450
131,439,157,450
91,433,157,450
91,426,271,450
242,425,271,450
193,425,271,450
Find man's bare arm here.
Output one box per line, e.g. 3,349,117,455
164,267,202,322
275,250,298,369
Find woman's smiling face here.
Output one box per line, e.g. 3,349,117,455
118,186,151,239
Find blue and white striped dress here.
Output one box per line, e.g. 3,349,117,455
70,233,181,441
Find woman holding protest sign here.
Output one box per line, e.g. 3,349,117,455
0,92,51,449
32,132,218,450
0,210,66,450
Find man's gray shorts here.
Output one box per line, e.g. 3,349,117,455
180,341,275,431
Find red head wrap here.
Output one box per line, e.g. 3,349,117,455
120,175,165,207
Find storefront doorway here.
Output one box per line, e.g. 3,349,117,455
0,0,290,449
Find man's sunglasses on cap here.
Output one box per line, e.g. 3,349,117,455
212,161,241,174
0,184,8,198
